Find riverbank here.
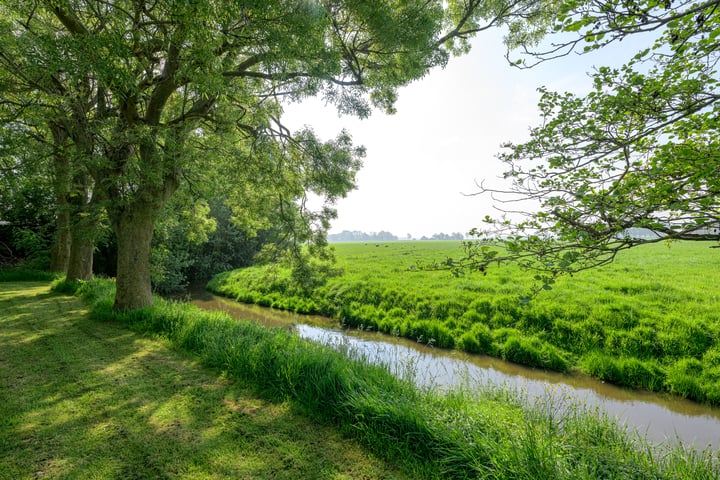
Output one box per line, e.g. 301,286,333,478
190,290,720,450
7,277,718,479
208,241,720,404
0,282,410,479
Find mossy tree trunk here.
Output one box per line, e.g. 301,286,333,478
49,123,71,273
65,235,94,281
109,138,180,310
65,168,96,282
112,201,157,310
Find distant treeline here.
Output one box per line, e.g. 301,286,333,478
328,230,465,242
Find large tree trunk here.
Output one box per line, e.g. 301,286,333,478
50,122,71,273
50,210,71,273
66,235,94,281
112,202,157,311
65,169,96,281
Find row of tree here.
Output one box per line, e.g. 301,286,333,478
327,231,467,242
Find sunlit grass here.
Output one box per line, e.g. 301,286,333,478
35,277,719,478
0,282,410,480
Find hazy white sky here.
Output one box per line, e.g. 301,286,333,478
283,30,648,239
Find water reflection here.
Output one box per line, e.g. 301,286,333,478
191,292,720,451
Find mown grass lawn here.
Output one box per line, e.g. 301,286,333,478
0,282,409,480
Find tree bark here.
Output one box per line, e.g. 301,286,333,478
112,202,157,311
50,210,71,273
65,169,96,281
50,122,71,273
65,235,94,281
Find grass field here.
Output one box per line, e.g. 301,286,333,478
209,241,720,404
3,278,719,478
0,282,410,480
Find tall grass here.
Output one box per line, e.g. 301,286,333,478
56,278,719,479
210,241,720,404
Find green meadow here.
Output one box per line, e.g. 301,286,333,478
209,241,720,404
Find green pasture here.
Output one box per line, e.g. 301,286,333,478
209,241,720,404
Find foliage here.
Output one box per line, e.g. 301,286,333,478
0,0,553,310
0,127,56,267
461,0,720,279
45,278,720,478
211,240,720,403
8,227,51,270
0,267,57,282
329,230,400,242
150,193,218,293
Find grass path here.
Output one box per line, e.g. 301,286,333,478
0,282,409,480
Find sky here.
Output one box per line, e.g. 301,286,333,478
282,29,649,239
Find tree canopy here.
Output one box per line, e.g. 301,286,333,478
456,0,720,282
0,0,548,309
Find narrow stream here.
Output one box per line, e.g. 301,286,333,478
190,290,720,452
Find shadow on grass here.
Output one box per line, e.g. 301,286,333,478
0,283,407,480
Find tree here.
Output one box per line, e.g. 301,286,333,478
0,22,102,280
0,125,55,268
457,0,720,281
0,0,548,310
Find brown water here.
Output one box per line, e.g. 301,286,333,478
191,290,720,452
